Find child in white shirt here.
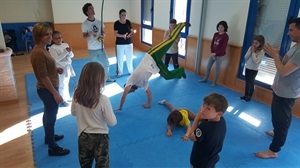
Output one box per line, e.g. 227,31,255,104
49,31,75,106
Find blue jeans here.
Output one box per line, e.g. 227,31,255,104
204,56,225,83
37,87,59,148
88,49,110,80
269,92,295,152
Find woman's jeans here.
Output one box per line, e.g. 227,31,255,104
37,87,59,148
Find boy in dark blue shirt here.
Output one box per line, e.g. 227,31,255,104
189,93,228,168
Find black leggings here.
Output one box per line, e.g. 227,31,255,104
164,53,179,69
244,68,258,97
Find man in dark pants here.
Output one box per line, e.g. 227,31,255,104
255,17,300,159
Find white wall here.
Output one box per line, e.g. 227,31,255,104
0,0,53,23
202,0,249,45
128,0,250,46
153,0,171,30
51,0,131,23
189,0,203,37
128,0,141,24
0,0,250,46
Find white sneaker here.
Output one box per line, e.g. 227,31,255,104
61,101,70,107
106,78,116,82
158,99,166,105
198,79,207,83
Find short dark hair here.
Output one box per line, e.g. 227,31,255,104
203,93,228,113
289,17,300,29
167,110,183,126
216,20,228,32
131,85,138,90
82,3,92,16
170,19,177,24
119,9,127,15
124,84,138,90
52,30,61,36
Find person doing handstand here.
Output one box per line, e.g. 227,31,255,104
115,22,190,111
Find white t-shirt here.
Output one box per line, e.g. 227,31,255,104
164,29,179,54
125,53,160,90
244,47,265,70
272,44,300,98
71,94,117,136
49,43,75,77
81,19,105,50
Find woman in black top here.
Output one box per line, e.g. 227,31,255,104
114,9,135,77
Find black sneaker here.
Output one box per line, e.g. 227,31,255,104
182,73,187,79
45,134,64,144
48,146,70,156
244,97,251,102
239,96,246,100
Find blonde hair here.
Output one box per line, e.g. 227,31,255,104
32,23,52,44
73,62,105,109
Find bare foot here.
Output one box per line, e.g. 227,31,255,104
266,130,274,137
255,150,278,159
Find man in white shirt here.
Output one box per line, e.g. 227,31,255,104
81,3,115,82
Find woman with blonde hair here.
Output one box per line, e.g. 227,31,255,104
31,22,70,156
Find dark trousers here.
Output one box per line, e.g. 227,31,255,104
244,68,258,98
269,92,295,152
78,132,109,168
165,53,179,69
37,87,59,148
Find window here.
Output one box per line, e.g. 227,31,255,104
141,0,154,45
238,0,300,88
170,0,191,58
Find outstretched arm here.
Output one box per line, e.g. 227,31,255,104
182,124,192,141
166,124,172,137
143,88,152,108
115,85,131,111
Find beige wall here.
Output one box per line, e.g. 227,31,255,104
0,0,250,46
51,0,131,24
0,0,53,23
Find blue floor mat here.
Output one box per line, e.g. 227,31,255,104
25,53,300,168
